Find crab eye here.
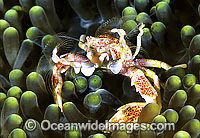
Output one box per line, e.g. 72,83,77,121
105,40,110,44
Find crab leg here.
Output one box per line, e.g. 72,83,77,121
52,47,69,112
134,58,174,108
122,67,158,104
139,67,162,108
52,47,96,111
108,67,160,128
105,102,146,132
52,62,70,112
136,59,187,70
135,59,173,70
109,102,146,123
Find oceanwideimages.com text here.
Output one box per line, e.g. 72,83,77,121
25,119,175,133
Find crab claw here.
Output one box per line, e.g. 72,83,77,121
79,35,87,50
81,62,95,76
73,62,81,74
108,60,123,74
52,47,60,63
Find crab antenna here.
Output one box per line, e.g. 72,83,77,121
55,35,84,43
127,22,142,36
132,23,145,60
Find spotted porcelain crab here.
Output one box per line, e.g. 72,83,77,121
51,22,185,124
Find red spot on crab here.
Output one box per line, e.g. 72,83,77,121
56,62,63,68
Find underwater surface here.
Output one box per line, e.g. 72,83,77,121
0,0,200,138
